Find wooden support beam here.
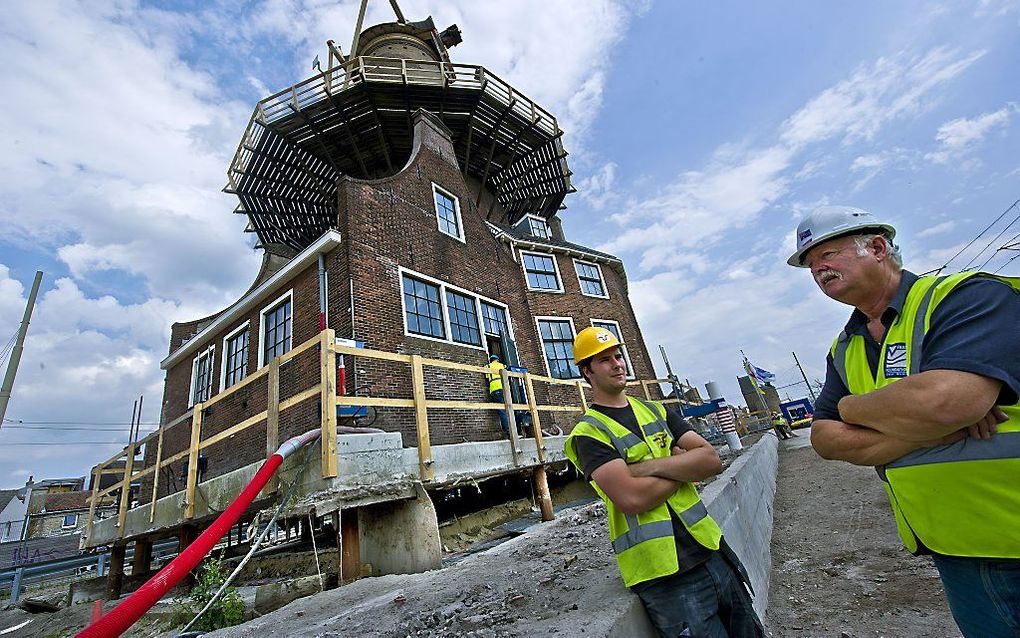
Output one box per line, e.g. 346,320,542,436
184,405,203,520
149,425,164,523
131,538,152,576
116,439,137,540
500,367,521,466
576,381,588,412
476,99,518,206
410,355,434,481
264,359,281,495
532,467,555,522
642,381,653,401
178,525,199,588
339,510,361,583
524,374,545,463
106,544,126,600
320,329,338,478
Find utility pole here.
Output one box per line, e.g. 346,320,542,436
0,271,43,428
792,350,817,402
658,345,685,416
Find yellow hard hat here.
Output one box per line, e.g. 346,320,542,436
573,326,622,363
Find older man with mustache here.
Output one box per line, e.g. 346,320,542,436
788,205,1020,637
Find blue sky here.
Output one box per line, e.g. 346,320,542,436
0,0,1018,487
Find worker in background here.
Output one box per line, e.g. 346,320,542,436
770,412,795,440
564,327,764,637
486,354,511,436
789,205,1020,637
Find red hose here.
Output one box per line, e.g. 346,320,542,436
78,429,320,638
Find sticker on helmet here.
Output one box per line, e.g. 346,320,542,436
596,332,611,343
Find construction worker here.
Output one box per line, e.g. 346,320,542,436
564,327,764,637
770,412,794,440
486,354,511,436
789,205,1020,637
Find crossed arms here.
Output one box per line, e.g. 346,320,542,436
590,431,722,515
812,369,1006,466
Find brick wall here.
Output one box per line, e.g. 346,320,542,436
141,110,656,503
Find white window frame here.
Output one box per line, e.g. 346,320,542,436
516,213,550,239
399,267,512,352
220,321,251,390
188,344,217,408
258,290,294,369
591,319,635,379
520,250,564,293
432,183,465,243
573,259,609,299
61,513,78,529
534,315,581,379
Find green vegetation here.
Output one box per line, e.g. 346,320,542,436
172,555,245,631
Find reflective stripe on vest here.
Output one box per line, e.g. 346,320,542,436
563,396,723,586
829,272,1020,558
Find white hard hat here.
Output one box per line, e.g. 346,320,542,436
787,205,896,267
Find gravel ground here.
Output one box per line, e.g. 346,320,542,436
765,431,961,637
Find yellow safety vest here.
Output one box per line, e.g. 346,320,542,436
564,396,723,587
486,361,504,394
830,272,1020,558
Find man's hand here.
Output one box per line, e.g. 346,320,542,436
966,406,1007,440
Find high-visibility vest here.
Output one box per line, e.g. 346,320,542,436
772,416,786,427
829,271,1020,558
564,396,723,587
486,361,504,394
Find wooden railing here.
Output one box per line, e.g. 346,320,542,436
86,328,674,542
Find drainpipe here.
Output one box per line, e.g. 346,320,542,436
76,428,322,638
317,254,327,331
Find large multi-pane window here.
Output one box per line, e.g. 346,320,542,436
261,295,292,365
537,319,579,379
433,186,463,240
446,290,482,346
592,319,632,377
522,252,561,291
403,276,445,339
575,260,607,298
191,347,215,405
223,326,249,389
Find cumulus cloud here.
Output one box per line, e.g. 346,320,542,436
925,104,1017,163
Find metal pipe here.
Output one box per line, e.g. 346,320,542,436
317,254,327,331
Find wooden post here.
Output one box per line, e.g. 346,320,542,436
500,368,520,466
85,467,101,542
185,404,203,520
576,381,588,411
149,425,164,523
641,380,653,401
339,510,360,583
117,445,136,539
320,330,338,478
106,544,126,600
532,467,555,522
524,374,545,462
264,359,281,494
131,538,152,576
410,355,433,481
178,524,199,587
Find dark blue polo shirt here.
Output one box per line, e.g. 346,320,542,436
813,270,1020,421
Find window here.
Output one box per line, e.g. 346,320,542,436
537,318,580,379
1,521,10,541
592,319,633,378
481,302,509,337
62,514,78,529
190,346,215,406
528,216,550,239
403,276,445,339
222,323,249,389
433,185,464,241
574,260,608,298
260,292,293,367
522,252,562,292
446,290,482,346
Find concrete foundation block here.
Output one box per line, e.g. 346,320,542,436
359,483,442,576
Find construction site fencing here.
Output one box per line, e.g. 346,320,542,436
85,328,691,546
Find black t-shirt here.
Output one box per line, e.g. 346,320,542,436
574,402,714,584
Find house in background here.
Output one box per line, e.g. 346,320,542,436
0,488,28,543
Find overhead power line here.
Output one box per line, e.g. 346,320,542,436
0,425,159,432
937,197,1020,274
3,418,159,426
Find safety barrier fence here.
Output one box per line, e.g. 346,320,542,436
85,328,701,545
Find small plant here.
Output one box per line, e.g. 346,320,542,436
172,555,246,631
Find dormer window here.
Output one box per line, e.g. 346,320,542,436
517,214,550,239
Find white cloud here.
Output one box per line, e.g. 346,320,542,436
917,220,957,237
577,162,618,210
925,104,1016,163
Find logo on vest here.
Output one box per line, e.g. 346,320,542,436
650,431,670,449
884,342,907,378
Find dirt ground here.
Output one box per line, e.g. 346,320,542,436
765,433,961,637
